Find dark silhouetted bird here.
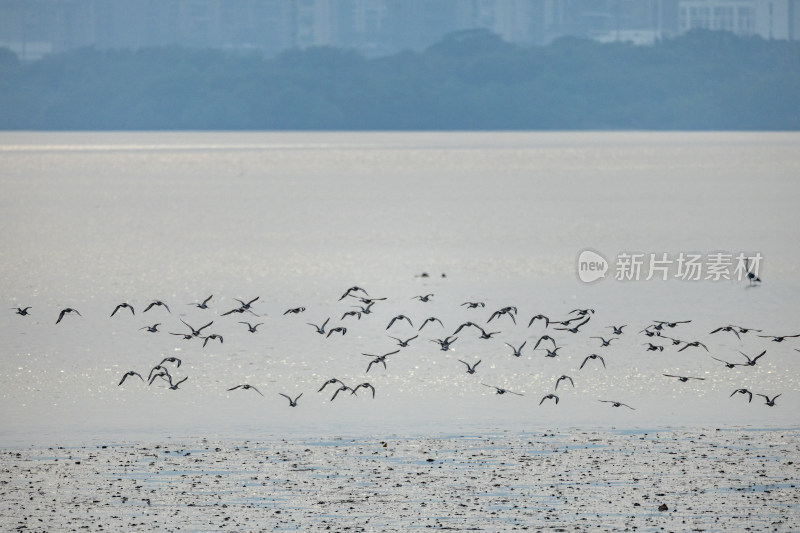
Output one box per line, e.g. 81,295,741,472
118,371,144,386
458,359,481,374
730,388,753,402
599,400,635,410
528,314,550,328
239,321,263,333
326,327,347,338
539,394,559,405
580,354,606,370
756,393,780,406
663,374,705,382
228,384,264,396
555,375,574,391
418,317,443,331
279,393,302,407
738,350,766,366
111,303,134,316
307,318,330,334
56,308,81,324
202,334,223,347
181,319,213,337
187,295,213,309
143,300,170,314
482,384,523,396
389,335,418,347
504,341,526,357
386,315,413,330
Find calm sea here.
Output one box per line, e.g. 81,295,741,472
1,131,798,445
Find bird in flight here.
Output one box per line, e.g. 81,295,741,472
159,356,182,368
452,321,481,335
461,301,485,309
663,374,705,382
386,315,413,330
341,311,362,320
364,350,399,372
553,316,590,333
757,334,800,342
482,384,523,396
540,346,562,358
351,382,376,398
228,384,264,396
143,300,170,314
326,327,347,338
166,376,188,390
412,294,434,302
580,354,606,370
746,259,762,286
488,307,517,325
607,325,627,335
318,378,347,393
431,336,458,351
181,319,213,337
653,319,691,329
352,302,375,315
555,375,574,391
202,334,223,347
12,306,31,316
284,307,306,315
389,335,418,347
738,350,766,366
139,323,161,333
118,371,144,386
528,314,550,328
279,393,303,407
110,303,135,316
235,296,260,311
643,343,664,352
239,321,263,333
730,388,753,402
678,341,708,352
458,359,481,374
504,341,526,357
418,317,443,331
590,336,618,347
756,393,780,406
599,400,635,410
539,394,559,406
339,286,369,301
307,318,330,334
533,335,558,350
709,326,741,340
187,295,213,309
330,384,357,401
56,308,81,324
711,356,744,368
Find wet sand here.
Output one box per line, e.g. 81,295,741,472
1,428,797,532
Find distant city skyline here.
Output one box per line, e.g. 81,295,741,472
1,0,798,61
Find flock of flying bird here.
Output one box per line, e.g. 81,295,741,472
10,283,795,410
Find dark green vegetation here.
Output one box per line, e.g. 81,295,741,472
1,29,799,130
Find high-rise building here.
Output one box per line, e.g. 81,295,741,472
0,0,795,62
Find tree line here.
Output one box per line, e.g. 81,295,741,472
1,28,798,130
